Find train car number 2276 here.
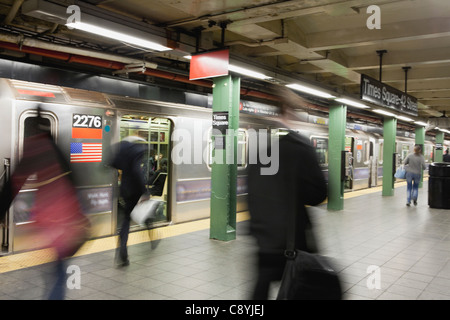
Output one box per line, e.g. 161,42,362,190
72,114,102,129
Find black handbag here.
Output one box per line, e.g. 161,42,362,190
277,206,342,300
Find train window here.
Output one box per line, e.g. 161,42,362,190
19,110,58,160
237,130,248,168
424,144,433,163
364,141,371,164
206,128,248,170
401,144,410,162
311,136,328,166
16,110,57,224
378,141,384,164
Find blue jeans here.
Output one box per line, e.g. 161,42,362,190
118,193,141,262
406,172,421,204
48,259,65,300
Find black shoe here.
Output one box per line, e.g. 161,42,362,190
414,200,417,206
406,202,411,207
115,250,130,268
115,258,130,268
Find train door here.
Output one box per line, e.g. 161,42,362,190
1,158,10,254
117,115,172,232
369,140,377,187
10,110,58,253
344,136,354,191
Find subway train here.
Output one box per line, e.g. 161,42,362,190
0,78,446,255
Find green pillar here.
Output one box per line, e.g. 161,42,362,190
415,126,425,187
435,131,444,163
210,75,239,241
327,103,347,211
382,117,397,196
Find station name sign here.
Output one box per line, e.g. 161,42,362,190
360,74,418,116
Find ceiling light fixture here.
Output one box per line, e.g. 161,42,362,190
373,109,396,117
66,21,172,52
286,83,336,99
335,98,370,109
228,64,272,80
396,115,414,122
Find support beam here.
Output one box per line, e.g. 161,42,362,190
435,132,444,163
327,103,347,211
210,75,239,241
382,117,397,196
415,126,425,188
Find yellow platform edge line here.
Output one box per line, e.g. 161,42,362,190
0,179,418,274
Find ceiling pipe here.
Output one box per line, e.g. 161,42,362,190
0,39,423,132
0,40,420,130
0,32,158,69
224,37,289,47
0,40,214,88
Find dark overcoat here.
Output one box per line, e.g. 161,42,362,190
248,131,327,254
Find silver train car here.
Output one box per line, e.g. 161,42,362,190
0,78,444,255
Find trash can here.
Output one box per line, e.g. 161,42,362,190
428,163,450,209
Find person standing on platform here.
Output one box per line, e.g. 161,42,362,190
403,145,426,206
444,148,450,162
111,134,149,267
148,158,168,196
247,87,328,300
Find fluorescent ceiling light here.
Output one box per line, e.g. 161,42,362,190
66,21,172,52
435,127,450,134
286,83,336,99
396,115,414,122
414,121,428,126
335,98,369,109
373,109,396,117
228,64,272,80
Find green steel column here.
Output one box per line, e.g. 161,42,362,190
435,132,444,163
382,117,397,196
415,126,426,187
327,103,347,211
210,75,239,241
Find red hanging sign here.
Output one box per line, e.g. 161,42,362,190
189,49,229,80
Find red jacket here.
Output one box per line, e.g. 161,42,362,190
6,133,88,258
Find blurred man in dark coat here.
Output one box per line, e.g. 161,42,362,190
111,135,148,267
248,87,328,300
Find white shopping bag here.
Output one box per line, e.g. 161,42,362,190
130,198,163,226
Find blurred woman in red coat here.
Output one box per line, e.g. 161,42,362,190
0,107,89,299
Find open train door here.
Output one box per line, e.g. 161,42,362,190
10,109,58,253
344,136,354,191
369,140,377,187
116,114,172,233
1,158,11,254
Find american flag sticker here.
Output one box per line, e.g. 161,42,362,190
70,143,102,163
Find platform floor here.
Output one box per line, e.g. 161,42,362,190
1,180,450,300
